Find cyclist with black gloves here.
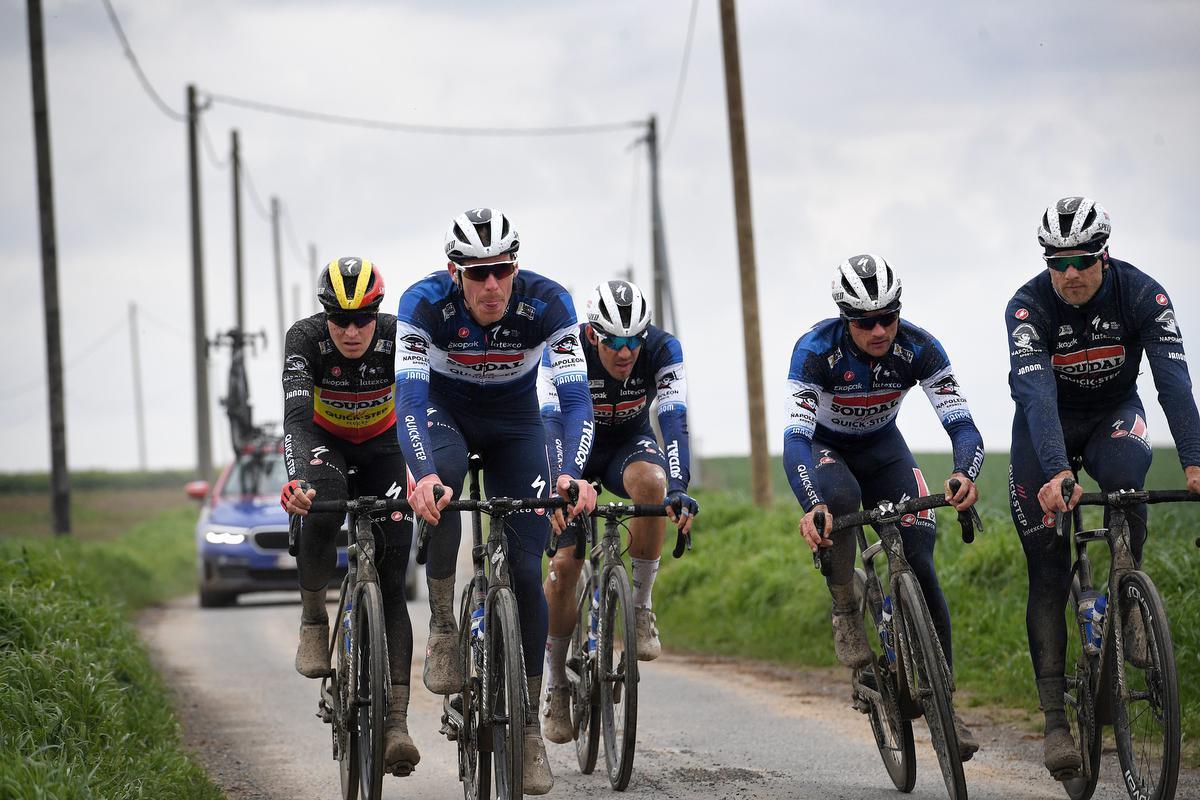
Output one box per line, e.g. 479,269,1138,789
537,279,699,744
395,208,597,794
1005,196,1200,780
786,255,985,762
279,257,420,775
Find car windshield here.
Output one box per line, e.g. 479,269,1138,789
221,451,289,499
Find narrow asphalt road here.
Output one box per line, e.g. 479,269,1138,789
141,547,1197,799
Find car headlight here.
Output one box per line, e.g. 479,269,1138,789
204,527,247,545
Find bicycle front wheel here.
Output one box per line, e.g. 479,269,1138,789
354,582,388,800
855,568,915,793
335,583,359,800
484,588,525,800
600,565,638,791
1111,570,1179,800
570,561,600,775
458,580,487,800
895,572,966,800
1063,578,1101,800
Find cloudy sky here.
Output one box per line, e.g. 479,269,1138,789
3,0,1199,480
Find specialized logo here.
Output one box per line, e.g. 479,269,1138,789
465,207,493,224
400,334,427,354
1051,345,1125,379
551,333,579,355
1111,414,1149,448
818,449,836,465
1011,323,1039,352
1056,196,1082,214
929,374,961,396
1156,308,1177,334
852,255,877,278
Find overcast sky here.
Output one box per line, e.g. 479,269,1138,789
3,0,1199,479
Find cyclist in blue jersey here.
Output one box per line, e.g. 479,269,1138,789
536,279,698,743
394,208,597,794
1005,196,1200,780
785,255,985,761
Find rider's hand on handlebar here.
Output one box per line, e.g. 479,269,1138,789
1186,464,1200,496
281,480,315,515
412,474,453,525
944,472,979,512
799,504,831,553
556,473,596,524
1038,469,1081,514
665,490,699,535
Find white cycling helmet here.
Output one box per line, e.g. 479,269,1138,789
831,254,902,315
444,207,520,264
586,280,651,337
1037,196,1110,253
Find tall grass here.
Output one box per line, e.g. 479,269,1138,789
0,509,223,799
664,448,1200,765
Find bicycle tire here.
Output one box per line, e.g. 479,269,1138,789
336,585,359,800
1063,578,1101,800
571,561,600,775
484,589,525,800
1110,570,1179,800
895,572,966,800
854,569,915,793
458,581,487,800
354,582,388,800
600,565,638,791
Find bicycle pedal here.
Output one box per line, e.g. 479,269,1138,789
389,761,416,777
1050,766,1080,783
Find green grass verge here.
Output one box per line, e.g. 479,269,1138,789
0,469,199,495
671,448,1200,766
0,506,223,799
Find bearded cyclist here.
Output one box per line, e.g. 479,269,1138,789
394,208,597,794
1005,196,1200,780
786,255,985,762
279,257,420,774
537,279,698,744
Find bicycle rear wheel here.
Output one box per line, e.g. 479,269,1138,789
354,582,388,800
895,572,966,800
1063,578,1101,800
483,588,524,800
600,566,638,791
1111,570,1179,800
570,561,600,775
855,569,915,793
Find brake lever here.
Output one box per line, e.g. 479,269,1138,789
415,484,445,566
1055,477,1076,539
811,510,831,576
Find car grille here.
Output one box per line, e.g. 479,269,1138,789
252,527,348,551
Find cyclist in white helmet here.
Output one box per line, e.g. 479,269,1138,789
536,279,698,744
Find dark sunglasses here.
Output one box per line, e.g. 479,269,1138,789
597,332,646,351
1043,249,1104,273
327,311,377,329
458,261,517,282
844,311,899,330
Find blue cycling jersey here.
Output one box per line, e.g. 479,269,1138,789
783,318,985,511
394,269,594,481
1005,258,1200,479
539,323,692,493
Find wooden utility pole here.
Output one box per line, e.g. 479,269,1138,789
271,196,285,345
309,243,319,314
645,116,678,333
129,303,147,470
719,0,771,504
231,129,245,332
26,0,70,534
188,84,213,480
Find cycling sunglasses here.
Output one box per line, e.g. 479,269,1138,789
596,332,646,351
843,311,899,330
1043,248,1105,273
458,261,517,282
327,311,377,329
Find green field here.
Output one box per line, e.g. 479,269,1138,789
674,448,1200,764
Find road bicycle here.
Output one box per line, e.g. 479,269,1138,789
300,474,413,800
549,497,689,791
1056,475,1198,800
813,479,980,800
421,455,576,800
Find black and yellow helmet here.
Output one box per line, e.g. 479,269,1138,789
317,257,385,312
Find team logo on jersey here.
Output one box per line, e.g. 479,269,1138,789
442,304,455,321
1111,415,1149,448
374,339,394,354
447,351,524,373
594,396,647,423
892,343,913,363
1156,309,1178,334
400,334,427,354
929,374,961,396
1051,345,1125,380
1156,293,1169,306
551,333,579,355
1058,324,1073,337
843,370,855,382
1011,323,1039,352
793,388,819,413
285,354,308,373
818,449,836,465
826,347,842,369
457,326,470,338
657,370,678,391
517,302,536,319
830,390,902,419
331,366,342,377
319,340,334,354
1014,308,1029,320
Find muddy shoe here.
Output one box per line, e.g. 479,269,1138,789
295,620,331,678
831,613,872,669
954,712,980,762
635,607,661,661
1043,726,1081,780
384,685,420,776
524,722,554,794
542,686,573,744
423,624,463,695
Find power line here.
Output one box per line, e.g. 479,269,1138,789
280,203,308,266
202,91,646,137
5,318,128,401
198,115,230,170
662,0,701,154
98,0,186,123
137,307,189,341
237,157,273,222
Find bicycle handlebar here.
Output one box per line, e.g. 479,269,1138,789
544,502,690,560
1056,477,1198,537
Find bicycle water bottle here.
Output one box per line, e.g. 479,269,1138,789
343,598,353,656
587,586,600,654
1077,590,1105,656
471,604,486,641
879,595,896,664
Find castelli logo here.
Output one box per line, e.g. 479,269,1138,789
844,371,855,381
331,366,341,377
1015,308,1029,320
1156,294,1168,306
458,326,470,338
